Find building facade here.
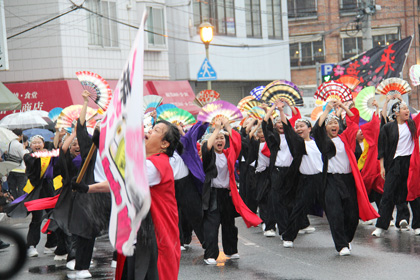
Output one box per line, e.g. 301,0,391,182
0,0,199,116
288,0,420,109
166,0,291,104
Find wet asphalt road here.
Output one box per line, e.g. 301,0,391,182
1,213,420,280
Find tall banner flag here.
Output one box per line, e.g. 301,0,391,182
99,12,150,256
331,36,413,92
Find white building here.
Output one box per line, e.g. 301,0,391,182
0,0,291,116
0,0,199,116
166,0,291,104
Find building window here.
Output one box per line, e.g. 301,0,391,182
342,37,362,59
290,40,324,67
87,0,119,47
146,6,166,48
288,0,317,19
372,33,400,47
340,0,360,13
267,0,282,39
245,0,262,38
193,0,236,36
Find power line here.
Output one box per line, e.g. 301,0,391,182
7,6,81,39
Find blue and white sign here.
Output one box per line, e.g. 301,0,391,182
197,58,217,81
321,63,335,76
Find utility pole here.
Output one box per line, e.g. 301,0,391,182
361,0,373,51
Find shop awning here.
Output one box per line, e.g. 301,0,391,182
0,81,21,111
146,81,200,115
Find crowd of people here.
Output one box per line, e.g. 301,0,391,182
1,88,420,279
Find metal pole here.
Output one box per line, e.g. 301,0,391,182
361,0,373,51
205,44,211,90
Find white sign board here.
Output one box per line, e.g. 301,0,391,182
0,0,9,71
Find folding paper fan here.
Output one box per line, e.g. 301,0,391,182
410,65,420,86
156,104,177,120
264,80,301,93
157,108,196,127
76,71,113,112
237,96,257,111
376,77,411,96
247,106,266,120
48,107,63,123
311,106,324,121
197,100,243,125
239,99,263,113
250,86,265,101
56,105,97,132
194,90,221,107
261,80,304,107
354,86,377,121
336,75,361,91
314,81,353,103
143,95,163,114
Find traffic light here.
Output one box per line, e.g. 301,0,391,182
322,74,332,82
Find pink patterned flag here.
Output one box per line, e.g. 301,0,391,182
99,12,150,256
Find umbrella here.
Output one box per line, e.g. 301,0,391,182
0,127,18,152
23,128,55,142
0,111,49,129
0,82,21,111
0,161,19,176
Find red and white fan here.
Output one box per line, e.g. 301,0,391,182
375,77,411,96
314,81,353,103
194,90,221,107
76,71,113,113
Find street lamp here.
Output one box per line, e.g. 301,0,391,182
199,22,214,90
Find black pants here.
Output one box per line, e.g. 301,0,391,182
73,234,95,270
245,166,259,214
376,156,417,229
175,174,204,245
121,214,159,280
239,162,248,202
27,210,57,248
324,173,359,252
255,169,272,226
203,188,238,259
269,167,291,234
283,173,322,242
7,172,27,199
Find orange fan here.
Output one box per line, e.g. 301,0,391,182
56,105,98,132
375,77,411,96
194,90,220,107
337,75,361,91
237,96,257,112
314,81,353,102
311,106,324,121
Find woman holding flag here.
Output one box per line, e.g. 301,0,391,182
73,119,183,280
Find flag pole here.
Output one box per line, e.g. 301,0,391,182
400,35,414,79
76,144,96,184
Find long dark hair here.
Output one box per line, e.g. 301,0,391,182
157,120,183,156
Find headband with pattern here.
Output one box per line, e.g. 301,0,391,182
325,114,339,125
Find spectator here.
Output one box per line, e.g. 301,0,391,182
6,129,29,199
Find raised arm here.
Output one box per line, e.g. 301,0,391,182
62,125,77,154
79,90,90,126
264,104,277,122
206,119,223,150
318,101,335,126
249,119,261,139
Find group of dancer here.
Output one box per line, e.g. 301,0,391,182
4,87,420,279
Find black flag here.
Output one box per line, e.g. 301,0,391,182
331,36,413,92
